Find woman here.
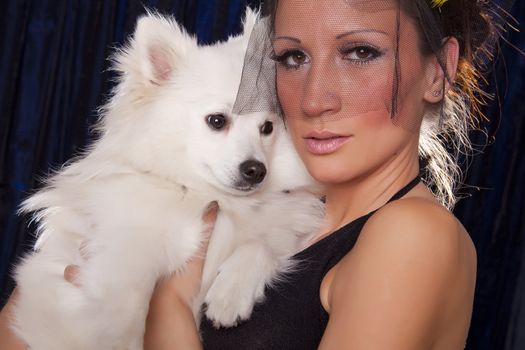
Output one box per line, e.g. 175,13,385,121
1,0,500,349
150,0,492,348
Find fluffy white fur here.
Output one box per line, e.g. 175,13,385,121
10,9,324,350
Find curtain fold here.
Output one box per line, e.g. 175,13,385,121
454,1,525,348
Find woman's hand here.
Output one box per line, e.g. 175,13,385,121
144,201,219,350
0,289,27,350
156,201,219,307
65,202,218,300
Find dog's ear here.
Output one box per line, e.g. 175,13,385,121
241,7,259,36
116,12,195,86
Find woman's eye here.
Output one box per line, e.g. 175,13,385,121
206,113,228,130
354,47,374,59
289,51,307,65
340,45,382,64
271,50,310,69
260,121,273,135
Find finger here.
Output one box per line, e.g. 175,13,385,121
64,265,81,286
203,201,219,224
199,202,219,255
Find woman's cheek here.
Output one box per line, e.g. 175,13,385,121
284,118,307,156
277,82,307,151
279,80,299,121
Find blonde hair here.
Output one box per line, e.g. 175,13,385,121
420,88,477,209
405,0,500,209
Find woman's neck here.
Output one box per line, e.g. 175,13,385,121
321,153,421,235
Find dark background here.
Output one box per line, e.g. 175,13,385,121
0,0,523,348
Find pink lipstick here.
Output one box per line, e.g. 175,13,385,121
304,131,352,155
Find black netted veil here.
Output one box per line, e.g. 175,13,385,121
233,16,280,116
233,1,400,124
232,0,516,131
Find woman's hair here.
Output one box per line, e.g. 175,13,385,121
263,0,504,209
400,0,498,209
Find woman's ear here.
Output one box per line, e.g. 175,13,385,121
424,37,460,103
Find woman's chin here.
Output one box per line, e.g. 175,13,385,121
305,164,354,186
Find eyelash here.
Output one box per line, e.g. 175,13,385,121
270,49,307,70
270,44,383,69
338,44,383,66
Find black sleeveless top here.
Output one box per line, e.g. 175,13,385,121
200,176,421,350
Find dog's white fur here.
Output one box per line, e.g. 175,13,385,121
11,9,324,350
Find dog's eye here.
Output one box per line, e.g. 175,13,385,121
206,114,228,130
260,121,273,135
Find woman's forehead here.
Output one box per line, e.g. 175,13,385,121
274,0,400,37
275,0,397,15
343,0,397,11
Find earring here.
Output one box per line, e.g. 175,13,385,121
432,90,442,97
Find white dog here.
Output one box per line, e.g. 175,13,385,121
10,8,324,350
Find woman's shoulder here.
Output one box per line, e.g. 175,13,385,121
325,197,477,346
329,196,477,308
370,195,465,235
350,196,476,269
323,196,477,343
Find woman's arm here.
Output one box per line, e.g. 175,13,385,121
319,198,476,349
0,289,27,350
144,201,218,349
144,267,204,350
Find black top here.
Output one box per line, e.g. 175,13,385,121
200,176,421,350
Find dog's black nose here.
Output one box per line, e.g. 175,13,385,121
240,160,267,185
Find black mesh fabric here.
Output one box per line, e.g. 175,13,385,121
232,16,280,116
232,0,515,131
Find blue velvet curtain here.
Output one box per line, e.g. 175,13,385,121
0,0,523,348
454,1,525,348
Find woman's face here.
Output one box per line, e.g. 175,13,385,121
273,0,437,184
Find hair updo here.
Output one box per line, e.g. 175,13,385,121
401,0,499,208
263,0,504,209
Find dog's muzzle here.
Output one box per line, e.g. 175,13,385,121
239,160,267,186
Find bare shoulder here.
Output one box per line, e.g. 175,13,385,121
345,196,477,280
360,196,473,253
322,197,477,348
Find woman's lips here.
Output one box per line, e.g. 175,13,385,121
303,132,352,155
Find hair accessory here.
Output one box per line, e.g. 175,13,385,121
431,0,449,7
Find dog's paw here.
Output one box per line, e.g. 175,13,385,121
204,266,266,328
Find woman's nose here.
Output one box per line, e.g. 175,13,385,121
301,63,342,118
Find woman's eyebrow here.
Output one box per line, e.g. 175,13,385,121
336,29,388,39
273,36,301,44
273,29,388,43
